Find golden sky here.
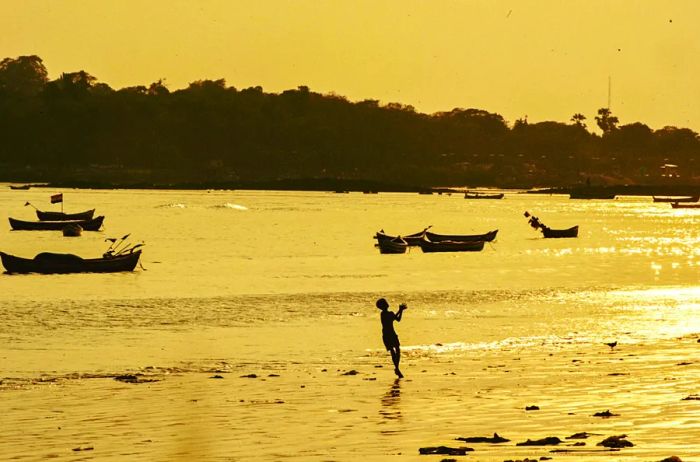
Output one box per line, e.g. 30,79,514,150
4,0,700,130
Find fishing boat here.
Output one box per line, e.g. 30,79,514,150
9,184,31,190
376,236,408,254
375,228,497,246
418,236,485,253
670,202,700,209
0,249,141,274
36,209,95,221
541,225,579,238
653,196,699,203
525,211,578,238
425,229,498,243
569,192,616,199
464,192,504,199
374,228,429,246
9,216,104,231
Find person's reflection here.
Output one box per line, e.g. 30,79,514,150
379,378,402,421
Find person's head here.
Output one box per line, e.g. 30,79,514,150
376,298,389,311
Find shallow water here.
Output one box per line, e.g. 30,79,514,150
1,187,698,460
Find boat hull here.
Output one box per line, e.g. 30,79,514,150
374,230,428,246
464,193,504,199
377,239,408,254
1,250,141,274
419,238,485,252
670,202,700,209
36,209,95,221
9,216,104,231
542,225,579,238
425,229,498,243
375,229,497,246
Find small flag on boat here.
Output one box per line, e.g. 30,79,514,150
51,193,63,204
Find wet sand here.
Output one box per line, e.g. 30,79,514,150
2,332,698,461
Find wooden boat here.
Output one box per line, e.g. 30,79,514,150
418,236,485,253
464,192,504,199
541,225,579,238
9,216,104,231
425,229,498,243
1,250,141,274
375,229,429,246
670,202,700,209
375,228,497,246
377,236,408,254
653,196,699,203
569,192,616,199
36,209,95,221
9,184,31,190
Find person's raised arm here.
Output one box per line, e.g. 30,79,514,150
396,303,407,321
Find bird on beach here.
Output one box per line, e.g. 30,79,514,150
605,341,618,351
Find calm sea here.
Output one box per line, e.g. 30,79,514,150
1,187,698,378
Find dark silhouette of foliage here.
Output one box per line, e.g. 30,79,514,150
595,107,619,134
0,55,698,188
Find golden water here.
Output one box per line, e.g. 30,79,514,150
1,188,698,460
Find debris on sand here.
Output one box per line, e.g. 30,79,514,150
516,436,562,446
418,446,473,455
525,405,540,411
597,435,634,448
566,432,594,439
456,432,510,443
659,457,683,462
682,394,699,401
240,373,258,378
114,374,159,384
593,409,619,417
342,370,359,376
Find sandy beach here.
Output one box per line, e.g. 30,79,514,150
2,327,698,461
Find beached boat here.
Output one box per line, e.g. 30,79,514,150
9,184,31,190
36,209,95,221
0,249,141,274
653,196,699,203
9,216,104,231
377,236,408,254
670,202,700,209
418,236,485,253
541,225,579,238
464,192,504,199
425,229,498,243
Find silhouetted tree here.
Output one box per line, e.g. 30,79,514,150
595,107,619,134
571,113,586,128
0,55,48,97
1,55,698,187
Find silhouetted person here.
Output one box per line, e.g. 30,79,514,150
376,298,407,378
524,211,543,230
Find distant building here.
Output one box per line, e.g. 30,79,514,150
660,163,680,179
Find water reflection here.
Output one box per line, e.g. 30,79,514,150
379,378,402,421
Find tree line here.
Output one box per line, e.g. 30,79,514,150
1,55,698,188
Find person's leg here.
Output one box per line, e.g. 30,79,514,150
391,347,403,378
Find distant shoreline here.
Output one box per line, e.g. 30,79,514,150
5,178,700,197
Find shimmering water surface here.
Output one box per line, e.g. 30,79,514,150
0,187,698,460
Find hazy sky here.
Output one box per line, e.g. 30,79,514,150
4,0,700,130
